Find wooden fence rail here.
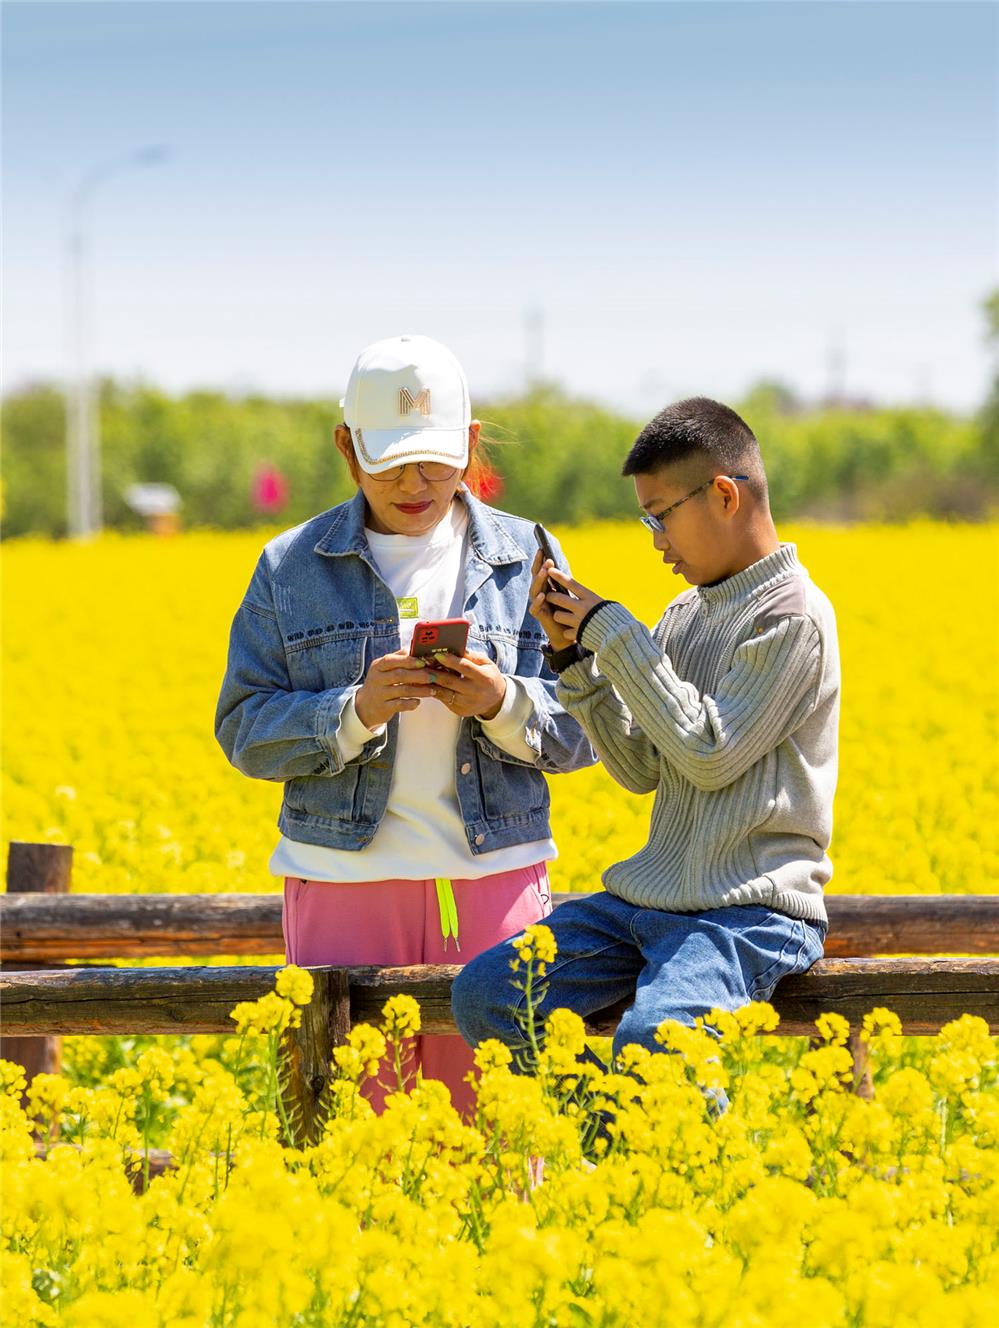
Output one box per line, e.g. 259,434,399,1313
5,891,999,962
4,958,999,1040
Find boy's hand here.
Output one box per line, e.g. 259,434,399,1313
530,551,575,650
541,568,606,644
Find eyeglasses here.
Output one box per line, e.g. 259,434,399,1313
639,475,749,534
366,460,460,483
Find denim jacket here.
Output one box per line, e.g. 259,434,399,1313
215,488,596,854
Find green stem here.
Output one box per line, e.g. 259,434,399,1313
142,1084,152,1192
273,1030,295,1147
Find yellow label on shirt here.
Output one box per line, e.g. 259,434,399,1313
397,596,419,619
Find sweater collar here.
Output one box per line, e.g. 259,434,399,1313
697,542,802,608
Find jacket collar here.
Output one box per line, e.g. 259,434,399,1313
313,486,525,566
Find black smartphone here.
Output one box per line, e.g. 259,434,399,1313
533,524,562,595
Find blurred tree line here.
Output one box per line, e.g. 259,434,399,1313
3,314,997,538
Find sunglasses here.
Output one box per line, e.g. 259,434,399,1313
366,460,459,483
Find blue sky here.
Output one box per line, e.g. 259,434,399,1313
3,1,996,414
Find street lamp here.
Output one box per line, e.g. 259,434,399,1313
65,145,170,539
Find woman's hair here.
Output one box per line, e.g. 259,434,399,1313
622,397,768,502
463,434,501,500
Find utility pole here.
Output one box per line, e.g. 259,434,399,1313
65,146,170,538
824,329,846,407
525,306,545,390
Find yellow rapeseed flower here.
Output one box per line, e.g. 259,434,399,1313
380,993,422,1039
275,964,314,1007
511,922,558,972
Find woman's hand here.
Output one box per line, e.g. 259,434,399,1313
424,651,507,719
354,650,434,729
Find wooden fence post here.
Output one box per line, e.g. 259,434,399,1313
0,842,73,1091
282,968,351,1147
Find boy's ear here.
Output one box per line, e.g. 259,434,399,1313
715,475,742,515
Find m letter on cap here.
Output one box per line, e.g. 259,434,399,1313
399,388,432,417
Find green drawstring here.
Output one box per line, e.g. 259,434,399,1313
434,877,460,952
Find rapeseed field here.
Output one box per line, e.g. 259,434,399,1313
2,521,997,895
2,523,998,1325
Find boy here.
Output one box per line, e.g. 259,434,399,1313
451,398,839,1063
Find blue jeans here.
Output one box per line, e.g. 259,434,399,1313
452,891,827,1063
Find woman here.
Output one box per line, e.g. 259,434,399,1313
215,334,594,1113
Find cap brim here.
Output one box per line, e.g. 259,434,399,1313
352,426,469,475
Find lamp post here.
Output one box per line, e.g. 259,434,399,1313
65,145,170,539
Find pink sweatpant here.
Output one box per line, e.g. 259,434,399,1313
282,862,552,1117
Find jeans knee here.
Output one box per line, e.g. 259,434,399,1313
451,958,494,1044
451,950,522,1047
450,963,475,1035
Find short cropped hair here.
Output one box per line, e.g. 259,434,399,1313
622,397,767,502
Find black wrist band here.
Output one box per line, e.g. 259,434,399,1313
542,641,594,674
576,599,617,647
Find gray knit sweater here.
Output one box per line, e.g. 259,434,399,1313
556,544,839,924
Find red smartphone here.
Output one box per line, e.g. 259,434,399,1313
409,618,471,667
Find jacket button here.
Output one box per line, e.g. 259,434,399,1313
474,833,485,846
460,762,472,775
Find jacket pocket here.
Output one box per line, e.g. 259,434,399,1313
286,635,366,692
475,746,548,821
285,766,362,819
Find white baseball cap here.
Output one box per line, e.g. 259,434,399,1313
339,334,471,475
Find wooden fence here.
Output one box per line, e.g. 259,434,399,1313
6,888,999,963
2,842,998,1144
